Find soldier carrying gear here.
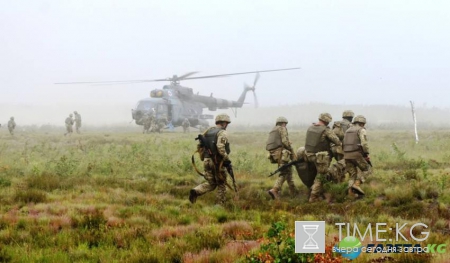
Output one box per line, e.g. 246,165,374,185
332,110,354,161
190,113,233,205
73,111,82,134
64,114,74,136
182,118,191,133
8,117,16,135
266,116,298,199
140,113,152,134
343,115,371,198
304,113,342,202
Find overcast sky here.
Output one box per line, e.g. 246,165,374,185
1,1,449,124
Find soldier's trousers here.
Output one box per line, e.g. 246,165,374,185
270,149,297,195
65,125,73,134
192,158,227,205
345,157,372,188
306,151,331,197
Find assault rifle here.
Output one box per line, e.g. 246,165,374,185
358,144,372,167
268,158,305,177
224,161,238,192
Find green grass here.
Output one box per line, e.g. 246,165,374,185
0,129,449,262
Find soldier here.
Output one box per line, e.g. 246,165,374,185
140,113,152,134
156,116,168,133
304,113,342,202
266,117,298,199
74,111,82,134
343,115,371,198
182,118,191,133
64,114,74,136
7,117,16,135
189,113,232,205
331,110,354,161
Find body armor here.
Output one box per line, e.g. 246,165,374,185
343,126,363,152
203,127,230,158
266,126,282,151
305,125,328,153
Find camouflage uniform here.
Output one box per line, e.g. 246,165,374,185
343,115,371,197
64,114,74,136
266,117,297,199
305,113,342,202
182,118,191,133
190,113,231,205
140,114,152,134
331,110,354,161
155,117,168,133
74,111,82,134
7,117,16,135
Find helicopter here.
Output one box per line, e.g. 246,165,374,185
56,68,299,130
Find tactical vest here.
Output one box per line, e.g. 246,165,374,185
266,126,283,151
203,127,230,158
343,126,363,152
341,119,351,133
305,125,328,153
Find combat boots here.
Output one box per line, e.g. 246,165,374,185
309,180,324,202
189,189,198,204
268,188,280,200
351,179,365,196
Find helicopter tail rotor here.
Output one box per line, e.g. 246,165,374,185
244,73,260,108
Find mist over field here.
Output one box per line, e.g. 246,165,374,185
1,102,449,130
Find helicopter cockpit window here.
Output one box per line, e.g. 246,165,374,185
136,101,154,111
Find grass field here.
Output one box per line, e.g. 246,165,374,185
0,128,449,262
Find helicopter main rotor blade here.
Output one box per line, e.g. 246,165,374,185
253,91,259,108
180,67,300,81
175,72,199,81
55,67,299,85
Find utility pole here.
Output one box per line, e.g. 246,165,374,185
410,101,419,144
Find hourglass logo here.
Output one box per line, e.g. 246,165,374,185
295,221,325,253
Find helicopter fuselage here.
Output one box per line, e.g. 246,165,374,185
131,84,252,128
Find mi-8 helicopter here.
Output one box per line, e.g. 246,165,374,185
56,68,299,130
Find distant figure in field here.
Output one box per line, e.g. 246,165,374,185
8,117,16,135
304,113,341,202
182,118,191,133
74,111,82,134
331,110,354,161
266,116,297,199
64,114,74,136
343,115,372,198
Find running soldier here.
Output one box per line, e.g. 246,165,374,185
304,113,342,202
266,117,297,199
331,110,354,161
189,113,232,205
343,115,372,198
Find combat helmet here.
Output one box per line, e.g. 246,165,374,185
215,113,231,123
74,111,78,114
276,116,288,124
353,115,366,124
69,114,73,117
342,110,354,118
10,117,14,120
319,113,332,123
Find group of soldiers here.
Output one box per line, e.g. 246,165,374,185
139,110,170,134
2,117,16,135
189,111,371,205
64,111,82,136
266,111,371,202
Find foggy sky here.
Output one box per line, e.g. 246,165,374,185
1,1,450,125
